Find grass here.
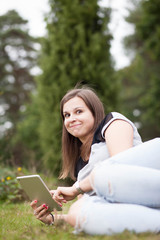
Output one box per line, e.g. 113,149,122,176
0,201,160,240
0,167,160,240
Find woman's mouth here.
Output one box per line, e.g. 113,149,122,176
70,123,81,128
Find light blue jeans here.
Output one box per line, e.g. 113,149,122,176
75,138,160,235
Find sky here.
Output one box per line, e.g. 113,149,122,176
0,0,134,69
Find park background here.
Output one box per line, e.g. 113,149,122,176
0,0,160,239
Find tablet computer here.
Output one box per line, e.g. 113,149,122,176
17,175,62,211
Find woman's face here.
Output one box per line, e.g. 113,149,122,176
63,96,95,143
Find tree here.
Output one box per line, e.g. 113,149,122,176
119,0,160,140
135,0,160,138
0,10,39,165
37,0,119,174
14,94,43,171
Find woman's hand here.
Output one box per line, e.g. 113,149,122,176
30,200,53,225
52,185,78,206
52,178,93,206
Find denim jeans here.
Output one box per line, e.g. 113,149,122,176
75,138,160,235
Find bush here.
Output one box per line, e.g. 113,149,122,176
0,167,28,203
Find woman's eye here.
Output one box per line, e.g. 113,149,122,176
76,110,82,114
64,113,70,118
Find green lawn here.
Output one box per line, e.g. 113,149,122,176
0,166,159,240
0,201,160,240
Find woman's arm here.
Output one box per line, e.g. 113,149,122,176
104,120,134,156
53,120,134,205
53,175,92,205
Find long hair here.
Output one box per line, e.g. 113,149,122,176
59,86,105,180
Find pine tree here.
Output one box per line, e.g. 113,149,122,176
37,0,119,174
0,10,39,165
120,0,160,139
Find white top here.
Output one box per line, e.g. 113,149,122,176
77,112,142,183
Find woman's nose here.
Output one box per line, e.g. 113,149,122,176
70,116,76,122
69,114,76,122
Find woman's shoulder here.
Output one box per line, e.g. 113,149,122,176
111,112,129,119
92,112,114,144
101,112,127,127
92,112,139,144
102,112,142,142
103,111,136,127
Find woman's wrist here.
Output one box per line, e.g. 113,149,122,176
74,175,93,194
74,181,85,195
49,213,54,225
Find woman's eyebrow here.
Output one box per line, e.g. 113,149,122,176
74,107,84,110
63,107,84,113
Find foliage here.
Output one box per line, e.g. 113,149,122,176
0,165,64,204
0,10,39,165
1,202,160,240
13,94,43,171
0,9,37,125
120,0,160,140
0,166,27,203
37,0,119,174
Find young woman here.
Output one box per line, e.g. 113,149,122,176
31,87,160,235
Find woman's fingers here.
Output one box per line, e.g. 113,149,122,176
54,186,78,202
34,206,48,218
50,190,56,197
30,200,38,209
30,200,49,216
52,189,66,205
53,196,64,206
30,200,53,225
33,204,51,223
50,189,64,205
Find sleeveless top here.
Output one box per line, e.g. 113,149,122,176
75,112,142,181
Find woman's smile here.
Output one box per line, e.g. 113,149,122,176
70,123,81,128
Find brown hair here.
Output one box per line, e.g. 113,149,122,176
59,86,105,180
